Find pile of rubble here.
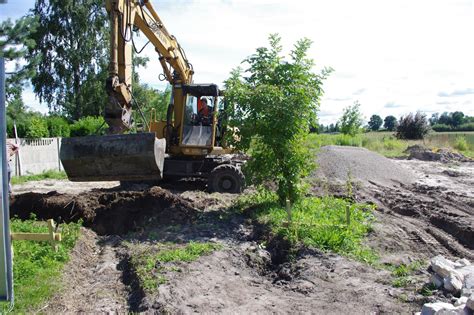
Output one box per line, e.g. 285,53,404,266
406,145,472,163
420,255,474,315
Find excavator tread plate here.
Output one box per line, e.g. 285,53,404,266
60,133,165,181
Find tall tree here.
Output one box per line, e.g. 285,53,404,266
0,16,39,103
339,101,363,136
383,115,398,131
29,0,109,119
225,34,331,205
367,114,382,131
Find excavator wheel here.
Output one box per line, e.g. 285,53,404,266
208,164,245,194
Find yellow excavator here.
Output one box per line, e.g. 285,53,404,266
60,0,245,193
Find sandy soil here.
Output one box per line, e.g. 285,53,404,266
10,149,473,314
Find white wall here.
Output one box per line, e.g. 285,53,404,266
7,138,63,176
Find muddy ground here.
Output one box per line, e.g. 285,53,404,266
10,152,474,314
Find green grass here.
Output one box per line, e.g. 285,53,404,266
11,170,67,185
308,131,474,158
127,241,222,292
0,216,82,313
236,190,378,264
388,260,424,288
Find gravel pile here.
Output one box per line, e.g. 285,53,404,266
314,145,414,187
406,145,472,163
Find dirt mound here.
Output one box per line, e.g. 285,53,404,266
10,186,197,235
406,145,472,163
315,145,415,187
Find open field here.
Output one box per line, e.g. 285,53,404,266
5,146,473,313
309,131,474,158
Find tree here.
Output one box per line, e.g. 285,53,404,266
396,112,430,140
28,0,109,119
429,113,439,126
438,112,451,126
25,116,49,138
367,114,383,131
339,101,363,136
384,115,398,131
225,34,331,205
451,111,464,127
0,16,39,103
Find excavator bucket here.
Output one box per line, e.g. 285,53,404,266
60,133,166,181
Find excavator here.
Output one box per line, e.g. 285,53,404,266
59,0,245,193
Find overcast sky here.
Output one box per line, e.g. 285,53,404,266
1,0,473,124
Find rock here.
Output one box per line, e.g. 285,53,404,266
467,294,474,311
421,302,457,315
461,288,474,297
454,259,471,268
444,271,464,293
431,274,444,288
458,266,474,279
454,296,468,307
432,256,457,278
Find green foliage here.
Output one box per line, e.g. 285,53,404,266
133,84,171,125
454,136,468,151
389,260,424,288
11,170,67,185
368,115,383,131
339,101,364,136
457,122,474,132
383,115,398,131
431,124,452,132
29,0,109,119
237,190,378,264
70,116,108,136
46,116,71,137
396,112,430,140
127,242,221,292
225,34,331,205
0,218,81,313
25,116,49,138
0,16,39,103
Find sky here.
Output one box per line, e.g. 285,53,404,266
1,0,473,124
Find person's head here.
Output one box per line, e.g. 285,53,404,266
201,98,208,107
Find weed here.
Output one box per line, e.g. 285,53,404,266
389,260,424,288
236,190,378,264
0,218,81,313
128,242,222,293
419,283,437,296
454,136,468,151
11,170,67,185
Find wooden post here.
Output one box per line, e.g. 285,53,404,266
346,205,351,226
11,219,62,252
13,122,22,176
286,199,292,223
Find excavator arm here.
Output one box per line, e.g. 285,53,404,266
104,0,193,133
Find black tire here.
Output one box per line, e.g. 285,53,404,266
208,164,245,194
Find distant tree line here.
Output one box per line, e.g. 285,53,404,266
429,112,474,132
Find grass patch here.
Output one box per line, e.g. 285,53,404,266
11,170,67,185
236,190,378,264
0,215,81,313
388,260,425,288
127,241,222,293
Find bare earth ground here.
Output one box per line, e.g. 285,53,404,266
10,148,474,314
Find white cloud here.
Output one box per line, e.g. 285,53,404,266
2,0,474,124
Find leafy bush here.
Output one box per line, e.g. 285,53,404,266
456,122,474,132
46,116,70,137
70,116,108,137
25,116,49,138
396,112,430,140
454,137,468,151
339,101,364,136
431,124,452,132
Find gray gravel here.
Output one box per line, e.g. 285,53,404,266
314,145,415,187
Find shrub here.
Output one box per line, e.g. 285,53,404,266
70,116,108,137
431,124,452,132
454,137,468,151
339,101,364,136
456,122,474,132
25,116,49,138
396,112,430,140
46,116,71,137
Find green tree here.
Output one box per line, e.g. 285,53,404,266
70,116,108,137
225,34,331,205
25,116,49,138
0,16,39,103
367,114,382,131
339,101,363,136
383,115,398,131
451,111,464,127
46,116,71,137
29,0,109,119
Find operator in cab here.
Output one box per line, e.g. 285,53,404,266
197,97,212,126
